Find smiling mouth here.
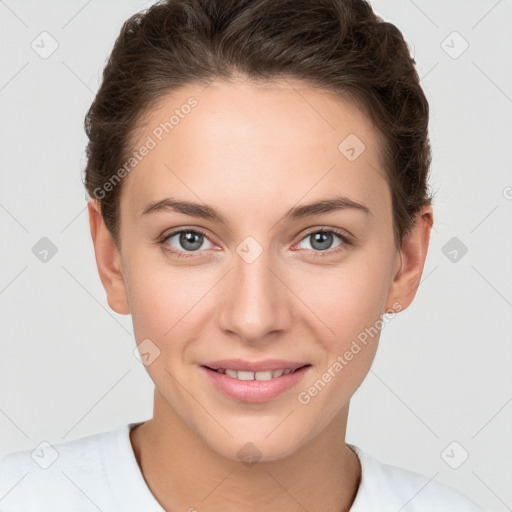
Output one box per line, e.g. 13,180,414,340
203,365,310,381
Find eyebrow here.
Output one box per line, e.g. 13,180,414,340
140,195,370,223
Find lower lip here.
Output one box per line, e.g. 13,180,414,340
201,365,311,403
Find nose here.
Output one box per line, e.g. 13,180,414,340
216,247,293,344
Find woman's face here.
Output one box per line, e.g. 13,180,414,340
110,78,407,461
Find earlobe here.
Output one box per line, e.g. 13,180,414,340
385,205,434,313
87,199,130,315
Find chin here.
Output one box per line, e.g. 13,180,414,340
201,424,310,465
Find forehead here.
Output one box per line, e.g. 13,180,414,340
123,78,390,220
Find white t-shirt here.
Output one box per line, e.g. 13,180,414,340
0,422,486,512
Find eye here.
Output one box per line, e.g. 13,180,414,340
158,227,353,260
160,228,214,258
294,228,352,257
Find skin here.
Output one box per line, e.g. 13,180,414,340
88,77,433,512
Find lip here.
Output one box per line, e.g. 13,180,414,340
202,358,308,372
200,363,311,403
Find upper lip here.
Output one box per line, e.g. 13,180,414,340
202,359,310,372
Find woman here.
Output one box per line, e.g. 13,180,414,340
0,0,487,510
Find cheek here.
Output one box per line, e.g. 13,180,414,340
125,253,213,351
293,252,393,382
294,274,385,415
296,256,391,339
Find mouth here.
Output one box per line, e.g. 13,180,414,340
202,364,311,381
200,362,312,403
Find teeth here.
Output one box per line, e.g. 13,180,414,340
217,368,297,380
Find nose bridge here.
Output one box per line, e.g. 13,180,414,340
216,243,292,342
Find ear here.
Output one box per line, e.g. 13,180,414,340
385,205,434,313
87,199,130,315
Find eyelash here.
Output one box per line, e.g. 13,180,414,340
158,227,353,260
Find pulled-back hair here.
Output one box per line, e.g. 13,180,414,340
83,0,433,249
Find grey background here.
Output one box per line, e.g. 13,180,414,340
0,1,511,510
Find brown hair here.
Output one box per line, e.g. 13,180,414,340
83,0,433,250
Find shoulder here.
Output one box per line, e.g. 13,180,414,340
0,424,129,512
348,444,486,512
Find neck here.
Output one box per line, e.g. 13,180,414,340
130,390,361,512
